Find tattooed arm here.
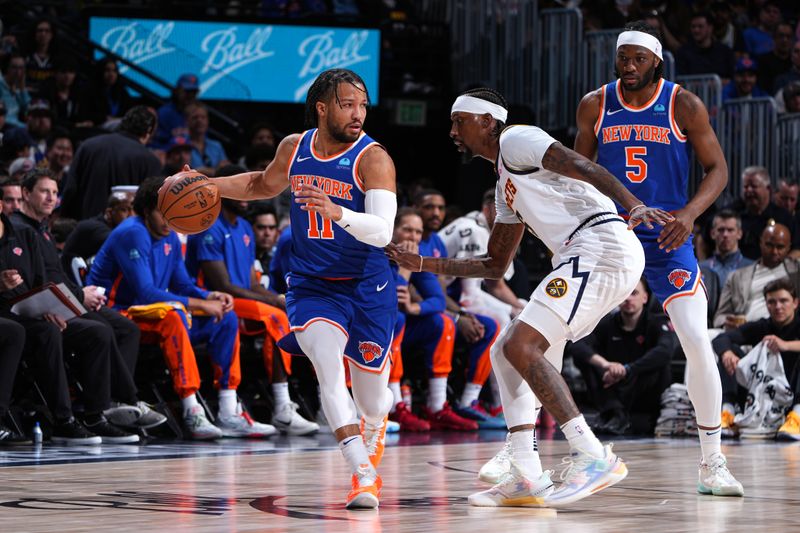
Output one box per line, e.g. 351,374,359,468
386,222,524,280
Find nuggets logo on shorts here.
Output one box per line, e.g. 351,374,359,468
545,278,568,298
358,341,384,363
667,268,692,289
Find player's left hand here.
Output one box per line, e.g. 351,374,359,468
657,208,695,252
208,291,234,312
763,334,787,353
385,242,424,272
295,183,343,221
627,205,674,231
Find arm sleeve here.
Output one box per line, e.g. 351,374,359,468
628,318,676,376
334,189,397,248
112,230,194,306
499,126,558,170
494,181,519,225
411,271,446,315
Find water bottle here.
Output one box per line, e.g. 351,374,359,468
32,422,43,445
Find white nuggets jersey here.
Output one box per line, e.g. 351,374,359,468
494,126,618,254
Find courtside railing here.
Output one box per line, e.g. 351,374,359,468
718,97,778,193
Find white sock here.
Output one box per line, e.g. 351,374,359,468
218,389,237,418
510,429,543,479
389,382,402,412
561,415,604,457
699,425,722,463
339,434,374,475
459,383,482,408
722,402,736,414
428,377,448,411
793,404,800,416
272,382,291,410
181,394,199,415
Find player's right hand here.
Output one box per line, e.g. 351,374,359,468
385,243,423,272
626,205,674,230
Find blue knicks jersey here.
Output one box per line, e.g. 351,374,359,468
287,129,389,279
595,79,689,217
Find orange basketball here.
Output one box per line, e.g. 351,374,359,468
158,170,221,234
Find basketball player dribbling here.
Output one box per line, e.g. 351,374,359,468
574,21,743,497
387,87,673,507
212,68,398,509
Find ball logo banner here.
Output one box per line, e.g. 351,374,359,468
90,17,380,103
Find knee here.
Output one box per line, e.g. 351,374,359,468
219,310,238,332
502,336,546,367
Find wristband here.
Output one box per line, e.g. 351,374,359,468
418,255,424,272
628,204,646,216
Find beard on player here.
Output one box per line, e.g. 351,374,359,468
616,62,657,91
327,115,362,144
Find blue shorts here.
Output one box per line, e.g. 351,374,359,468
285,270,397,373
638,232,702,308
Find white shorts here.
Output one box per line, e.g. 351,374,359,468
517,218,645,344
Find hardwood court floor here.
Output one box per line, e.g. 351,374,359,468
0,431,798,532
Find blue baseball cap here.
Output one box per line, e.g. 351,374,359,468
177,73,199,91
735,57,758,74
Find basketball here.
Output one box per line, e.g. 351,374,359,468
157,170,221,234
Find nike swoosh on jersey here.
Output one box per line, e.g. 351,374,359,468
606,108,623,116
377,281,389,292
296,155,312,162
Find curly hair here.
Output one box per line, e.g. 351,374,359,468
304,69,369,128
133,176,165,216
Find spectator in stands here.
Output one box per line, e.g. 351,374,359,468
250,203,280,278
247,121,277,149
0,178,22,213
712,278,800,441
25,99,52,162
726,166,795,259
186,102,229,176
0,100,10,141
711,1,745,52
0,53,30,128
186,179,318,435
700,210,754,287
7,157,33,183
39,56,92,130
781,81,800,113
50,218,76,252
162,136,193,176
714,223,800,328
722,57,769,102
268,225,292,295
87,177,276,439
774,178,799,215
24,18,57,97
742,1,782,57
244,145,276,172
1,129,33,167
676,12,735,80
569,278,676,435
87,57,134,129
756,22,795,94
44,130,72,184
154,73,198,147
12,169,163,433
61,105,162,220
61,190,134,275
774,41,800,93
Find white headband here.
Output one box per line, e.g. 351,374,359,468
616,30,663,60
451,95,508,123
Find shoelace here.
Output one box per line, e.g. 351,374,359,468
364,422,384,455
494,435,512,462
354,464,378,486
558,447,606,483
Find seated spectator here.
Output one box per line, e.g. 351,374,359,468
162,136,193,176
186,102,229,175
774,178,799,215
712,278,800,440
61,190,134,276
742,2,782,57
0,53,30,128
1,128,34,166
7,157,34,183
725,166,795,259
569,278,676,435
61,106,162,220
186,182,318,435
711,1,745,52
249,203,280,280
39,56,93,130
12,168,164,434
722,57,769,102
87,57,134,128
24,18,56,96
244,145,276,172
676,12,735,80
50,217,76,252
154,73,198,148
774,41,800,93
87,177,276,439
700,210,754,287
756,22,794,94
714,223,800,328
24,99,52,163
268,224,292,295
0,178,22,212
44,129,72,184
781,81,800,113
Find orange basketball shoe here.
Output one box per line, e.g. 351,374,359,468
346,466,382,509
361,415,388,468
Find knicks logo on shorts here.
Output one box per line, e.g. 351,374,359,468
667,268,692,289
545,278,568,298
358,341,384,363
